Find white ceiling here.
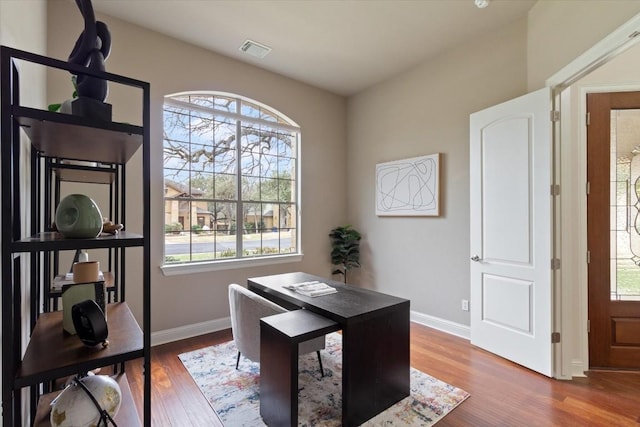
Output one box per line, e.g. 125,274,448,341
92,0,536,96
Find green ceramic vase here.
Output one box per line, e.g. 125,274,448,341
55,194,103,238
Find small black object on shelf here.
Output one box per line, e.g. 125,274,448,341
72,299,109,347
71,96,113,122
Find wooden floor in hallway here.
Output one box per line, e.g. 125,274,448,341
126,322,640,426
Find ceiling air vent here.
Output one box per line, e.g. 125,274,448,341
239,39,272,59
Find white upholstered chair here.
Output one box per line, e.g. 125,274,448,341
228,283,326,376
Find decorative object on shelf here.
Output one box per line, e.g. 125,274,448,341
48,76,78,113
68,0,113,121
62,283,106,335
50,373,121,427
329,225,362,284
77,249,89,263
55,193,103,238
64,369,95,387
102,220,123,235
72,299,109,347
73,260,100,283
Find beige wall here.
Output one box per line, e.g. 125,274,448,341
348,1,640,334
46,1,347,333
347,19,528,324
527,0,640,91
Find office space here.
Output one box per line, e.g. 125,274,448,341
2,0,640,424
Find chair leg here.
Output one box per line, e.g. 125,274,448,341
316,351,324,377
236,351,241,370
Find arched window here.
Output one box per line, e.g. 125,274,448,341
162,92,300,271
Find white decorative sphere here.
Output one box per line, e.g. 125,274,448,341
50,375,122,426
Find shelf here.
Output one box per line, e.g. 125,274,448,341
16,302,143,388
14,106,143,164
12,231,144,252
50,271,115,295
33,373,141,427
1,46,151,426
52,164,116,184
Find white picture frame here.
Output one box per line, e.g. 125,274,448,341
375,153,440,216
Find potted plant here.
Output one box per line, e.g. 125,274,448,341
329,225,362,284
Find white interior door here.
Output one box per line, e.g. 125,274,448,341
469,87,553,377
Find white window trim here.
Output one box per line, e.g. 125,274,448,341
165,98,301,133
160,253,303,276
162,92,302,272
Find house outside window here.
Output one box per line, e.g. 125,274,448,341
162,92,300,269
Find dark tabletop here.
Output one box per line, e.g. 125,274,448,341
248,271,410,324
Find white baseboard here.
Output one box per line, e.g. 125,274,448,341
571,359,587,378
410,311,590,379
410,310,470,340
151,312,469,347
151,317,231,347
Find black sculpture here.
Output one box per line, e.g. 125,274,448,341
68,0,112,120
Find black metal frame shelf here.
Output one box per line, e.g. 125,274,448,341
1,45,151,427
51,161,117,184
12,231,145,252
15,302,143,388
16,107,143,165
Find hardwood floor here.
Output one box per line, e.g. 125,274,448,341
127,323,640,426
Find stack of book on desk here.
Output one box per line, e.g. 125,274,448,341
283,280,337,297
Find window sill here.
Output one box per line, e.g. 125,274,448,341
159,253,303,276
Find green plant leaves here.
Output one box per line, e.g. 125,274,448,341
329,225,362,283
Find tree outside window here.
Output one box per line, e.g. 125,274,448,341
163,93,300,264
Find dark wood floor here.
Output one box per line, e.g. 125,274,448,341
127,323,640,426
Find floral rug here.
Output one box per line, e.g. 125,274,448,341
178,333,469,426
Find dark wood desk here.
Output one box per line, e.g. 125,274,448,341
260,310,340,427
248,272,410,427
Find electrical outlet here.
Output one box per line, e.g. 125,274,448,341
461,299,469,311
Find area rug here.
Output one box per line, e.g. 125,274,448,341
179,333,469,426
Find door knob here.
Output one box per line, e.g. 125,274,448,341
471,255,481,262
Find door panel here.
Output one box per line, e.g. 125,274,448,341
482,117,531,264
587,91,640,369
470,87,553,377
482,275,532,333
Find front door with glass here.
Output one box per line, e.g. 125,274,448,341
587,91,640,369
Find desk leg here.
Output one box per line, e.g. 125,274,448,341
260,325,298,427
342,303,410,426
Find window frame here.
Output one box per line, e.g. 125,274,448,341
160,92,302,275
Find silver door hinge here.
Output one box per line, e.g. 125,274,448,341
551,184,560,196
587,250,591,264
551,332,561,343
586,181,590,195
551,110,560,122
586,112,591,126
551,258,561,270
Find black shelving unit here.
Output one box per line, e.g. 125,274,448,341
1,46,151,426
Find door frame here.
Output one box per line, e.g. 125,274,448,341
578,84,640,374
584,90,640,369
547,14,640,378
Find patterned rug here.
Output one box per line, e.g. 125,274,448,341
179,333,469,426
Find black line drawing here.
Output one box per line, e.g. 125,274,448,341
376,153,439,216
